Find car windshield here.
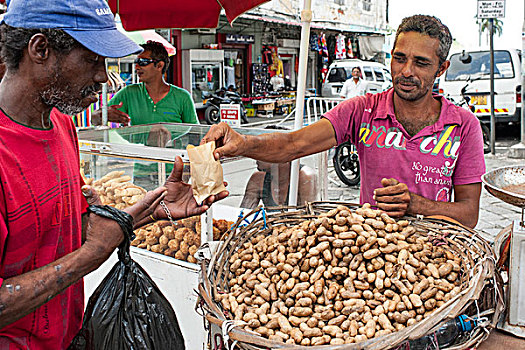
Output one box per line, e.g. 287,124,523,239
363,67,374,81
383,69,392,82
373,67,385,82
327,67,349,83
446,50,515,81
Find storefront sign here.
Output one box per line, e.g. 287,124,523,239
225,34,255,44
477,0,505,18
220,104,241,127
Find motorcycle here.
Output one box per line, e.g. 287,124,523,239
448,78,491,154
333,140,360,186
202,88,249,125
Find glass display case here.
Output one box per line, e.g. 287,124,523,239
78,123,324,210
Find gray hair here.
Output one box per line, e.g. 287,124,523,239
393,15,452,66
0,23,82,71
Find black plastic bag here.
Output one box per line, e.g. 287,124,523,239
70,205,186,350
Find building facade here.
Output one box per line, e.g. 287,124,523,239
168,0,388,101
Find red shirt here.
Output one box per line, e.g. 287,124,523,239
0,108,88,349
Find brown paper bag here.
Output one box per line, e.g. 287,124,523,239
187,142,227,205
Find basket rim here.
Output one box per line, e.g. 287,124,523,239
199,201,504,350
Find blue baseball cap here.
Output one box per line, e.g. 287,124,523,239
2,0,143,58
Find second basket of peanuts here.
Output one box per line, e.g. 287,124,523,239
199,202,504,350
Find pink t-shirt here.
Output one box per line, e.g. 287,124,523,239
324,89,485,205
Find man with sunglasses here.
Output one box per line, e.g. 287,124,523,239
92,40,198,126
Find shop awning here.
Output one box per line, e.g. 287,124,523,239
108,0,271,31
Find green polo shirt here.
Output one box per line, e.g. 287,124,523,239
108,83,198,125
108,83,198,185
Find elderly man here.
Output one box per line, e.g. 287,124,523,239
202,15,485,228
0,0,227,348
340,66,367,99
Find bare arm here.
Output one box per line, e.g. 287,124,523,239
0,157,227,329
0,214,122,329
240,172,265,209
0,184,169,329
373,178,481,228
201,119,337,163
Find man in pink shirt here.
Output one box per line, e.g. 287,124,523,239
202,15,484,228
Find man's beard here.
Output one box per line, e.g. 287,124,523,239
40,68,101,115
393,70,439,102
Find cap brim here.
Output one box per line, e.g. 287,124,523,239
64,28,143,58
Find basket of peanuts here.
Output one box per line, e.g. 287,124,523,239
198,202,504,350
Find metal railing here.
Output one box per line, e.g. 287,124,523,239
304,97,344,200
245,97,345,201
305,97,343,125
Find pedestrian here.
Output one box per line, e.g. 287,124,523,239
339,66,368,99
269,73,285,92
202,14,485,228
92,40,198,126
0,0,227,348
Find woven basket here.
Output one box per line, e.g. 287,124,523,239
199,202,505,350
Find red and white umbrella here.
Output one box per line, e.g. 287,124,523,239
108,0,271,31
116,23,176,56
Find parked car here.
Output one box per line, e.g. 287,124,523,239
438,48,522,125
321,59,392,98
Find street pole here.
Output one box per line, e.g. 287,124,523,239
479,20,482,47
102,82,108,126
489,18,496,155
516,4,524,143
288,0,312,206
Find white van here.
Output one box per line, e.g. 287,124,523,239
439,49,522,124
321,59,392,98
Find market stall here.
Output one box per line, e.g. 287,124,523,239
78,122,323,348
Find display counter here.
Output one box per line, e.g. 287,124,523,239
77,122,325,349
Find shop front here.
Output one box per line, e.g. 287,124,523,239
181,49,225,109
218,33,254,95
277,38,300,90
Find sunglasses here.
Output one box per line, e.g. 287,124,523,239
134,58,159,66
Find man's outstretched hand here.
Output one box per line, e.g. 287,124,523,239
200,122,245,160
373,178,411,217
91,102,131,126
153,156,229,220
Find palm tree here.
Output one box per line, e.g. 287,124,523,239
475,18,503,46
480,18,503,36
481,18,503,46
